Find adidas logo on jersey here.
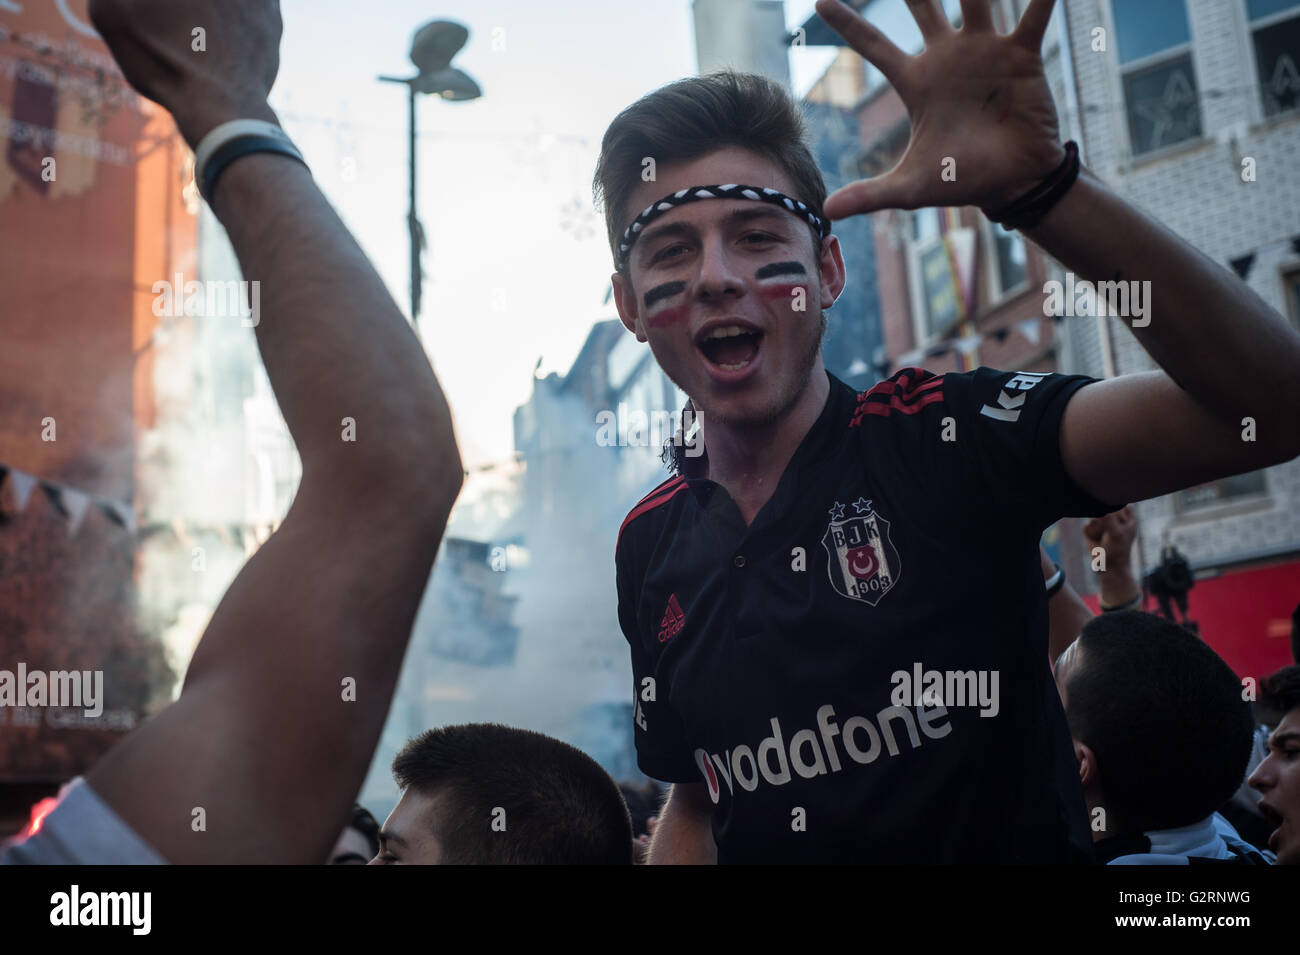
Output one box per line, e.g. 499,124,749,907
658,593,685,643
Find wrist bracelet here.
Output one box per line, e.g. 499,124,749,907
986,141,1080,232
1045,563,1065,598
1100,592,1143,612
194,119,309,203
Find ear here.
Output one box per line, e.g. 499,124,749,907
1074,739,1097,787
817,234,847,312
611,271,646,342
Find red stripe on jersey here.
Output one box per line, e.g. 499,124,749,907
851,373,946,425
617,477,687,555
859,375,943,402
633,475,685,509
854,390,946,418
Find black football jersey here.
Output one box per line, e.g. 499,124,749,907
615,366,1119,863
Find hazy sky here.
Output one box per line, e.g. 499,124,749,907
273,1,836,469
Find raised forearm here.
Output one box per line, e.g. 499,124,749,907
1097,559,1141,610
1024,168,1300,451
1042,547,1093,662
211,150,458,485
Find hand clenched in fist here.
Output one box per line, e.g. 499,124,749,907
89,0,283,147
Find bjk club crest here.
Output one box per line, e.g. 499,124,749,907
821,498,900,606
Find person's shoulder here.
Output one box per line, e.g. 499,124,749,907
844,366,951,432
616,473,690,562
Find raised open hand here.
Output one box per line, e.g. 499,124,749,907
814,0,1066,218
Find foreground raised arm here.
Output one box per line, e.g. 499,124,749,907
83,0,462,863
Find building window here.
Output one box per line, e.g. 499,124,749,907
1247,0,1300,118
1111,0,1202,156
906,208,962,342
1175,472,1268,514
912,207,940,244
986,220,1028,300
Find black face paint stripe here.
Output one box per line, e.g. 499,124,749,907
755,261,808,280
644,281,687,309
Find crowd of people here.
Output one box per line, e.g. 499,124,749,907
4,0,1300,865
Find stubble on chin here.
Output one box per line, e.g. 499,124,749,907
689,311,826,432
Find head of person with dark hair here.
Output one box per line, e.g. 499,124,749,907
371,723,633,865
593,70,845,477
1250,665,1300,864
328,804,380,865
1053,611,1255,857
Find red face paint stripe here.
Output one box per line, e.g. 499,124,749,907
757,282,809,301
646,304,690,329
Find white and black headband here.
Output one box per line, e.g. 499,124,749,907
615,183,831,272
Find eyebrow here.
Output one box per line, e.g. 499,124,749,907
378,829,407,848
636,206,793,263
1269,731,1300,750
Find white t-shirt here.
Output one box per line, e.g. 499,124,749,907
1,777,166,865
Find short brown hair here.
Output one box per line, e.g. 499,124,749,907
592,70,828,275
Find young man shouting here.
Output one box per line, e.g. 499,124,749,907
602,0,1300,863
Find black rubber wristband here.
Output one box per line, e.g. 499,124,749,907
201,135,309,203
987,141,1080,232
1045,563,1065,599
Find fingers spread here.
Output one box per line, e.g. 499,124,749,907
815,0,909,86
959,0,995,32
904,0,953,42
1013,0,1057,51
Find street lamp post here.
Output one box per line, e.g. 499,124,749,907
380,20,481,337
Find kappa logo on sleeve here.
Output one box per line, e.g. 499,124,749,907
979,371,1048,423
821,499,900,607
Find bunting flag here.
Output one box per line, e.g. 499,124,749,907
1017,318,1042,346
905,313,1054,367
1224,234,1300,280
0,462,274,546
61,488,91,536
7,468,39,512
0,461,133,537
97,500,137,534
40,483,68,517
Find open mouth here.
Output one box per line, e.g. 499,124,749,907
1259,802,1285,847
696,324,764,372
1258,800,1279,831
